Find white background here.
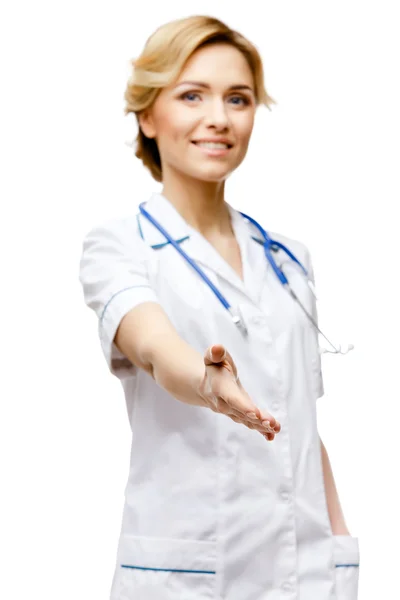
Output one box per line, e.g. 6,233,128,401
1,1,399,598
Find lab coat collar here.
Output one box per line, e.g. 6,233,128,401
137,192,268,303
137,193,192,249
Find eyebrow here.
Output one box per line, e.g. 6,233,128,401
175,81,254,93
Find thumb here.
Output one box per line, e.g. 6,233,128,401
204,344,227,365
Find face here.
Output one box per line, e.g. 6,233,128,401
139,43,257,183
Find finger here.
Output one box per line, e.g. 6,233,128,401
253,420,278,434
230,416,257,431
258,411,280,430
217,383,263,419
247,411,280,434
204,345,239,380
204,344,227,366
211,395,233,415
229,414,242,423
224,391,281,432
227,406,280,437
229,413,265,432
231,414,277,437
218,348,239,381
216,382,262,420
228,407,277,433
213,396,257,428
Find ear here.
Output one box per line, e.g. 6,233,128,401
138,109,156,139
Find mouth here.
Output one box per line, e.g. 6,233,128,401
191,141,233,150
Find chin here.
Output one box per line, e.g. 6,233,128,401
188,164,236,183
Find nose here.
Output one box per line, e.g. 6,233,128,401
204,98,230,131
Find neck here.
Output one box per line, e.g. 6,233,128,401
161,171,233,238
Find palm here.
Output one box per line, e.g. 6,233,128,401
200,344,281,441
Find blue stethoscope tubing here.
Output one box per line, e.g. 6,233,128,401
138,203,353,355
240,210,308,285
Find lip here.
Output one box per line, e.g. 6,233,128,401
191,138,233,148
191,141,232,157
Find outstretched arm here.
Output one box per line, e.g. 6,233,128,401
320,436,351,535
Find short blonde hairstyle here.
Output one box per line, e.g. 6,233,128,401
124,15,276,182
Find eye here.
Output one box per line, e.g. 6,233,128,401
180,91,201,102
229,95,250,106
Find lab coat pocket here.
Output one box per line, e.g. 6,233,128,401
333,535,360,600
110,535,217,600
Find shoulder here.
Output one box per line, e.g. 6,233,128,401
82,213,139,240
258,227,312,271
234,207,313,268
270,230,310,256
81,212,153,259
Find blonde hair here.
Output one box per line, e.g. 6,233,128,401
124,15,277,182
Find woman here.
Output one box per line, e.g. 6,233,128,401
79,15,360,600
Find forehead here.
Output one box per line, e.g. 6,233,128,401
177,43,254,87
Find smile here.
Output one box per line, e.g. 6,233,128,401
192,141,231,149
191,141,233,157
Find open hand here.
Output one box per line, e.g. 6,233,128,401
198,344,281,442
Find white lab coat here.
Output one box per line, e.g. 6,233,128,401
79,192,360,600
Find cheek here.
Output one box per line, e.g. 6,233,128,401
236,114,255,143
155,108,196,147
232,117,254,159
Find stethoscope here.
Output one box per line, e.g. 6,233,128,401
139,203,354,355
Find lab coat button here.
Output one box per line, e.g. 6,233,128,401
251,315,267,326
282,581,293,594
280,490,290,502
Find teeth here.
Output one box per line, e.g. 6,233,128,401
195,142,229,149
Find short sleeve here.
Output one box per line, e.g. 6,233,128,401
303,246,325,400
79,219,159,380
